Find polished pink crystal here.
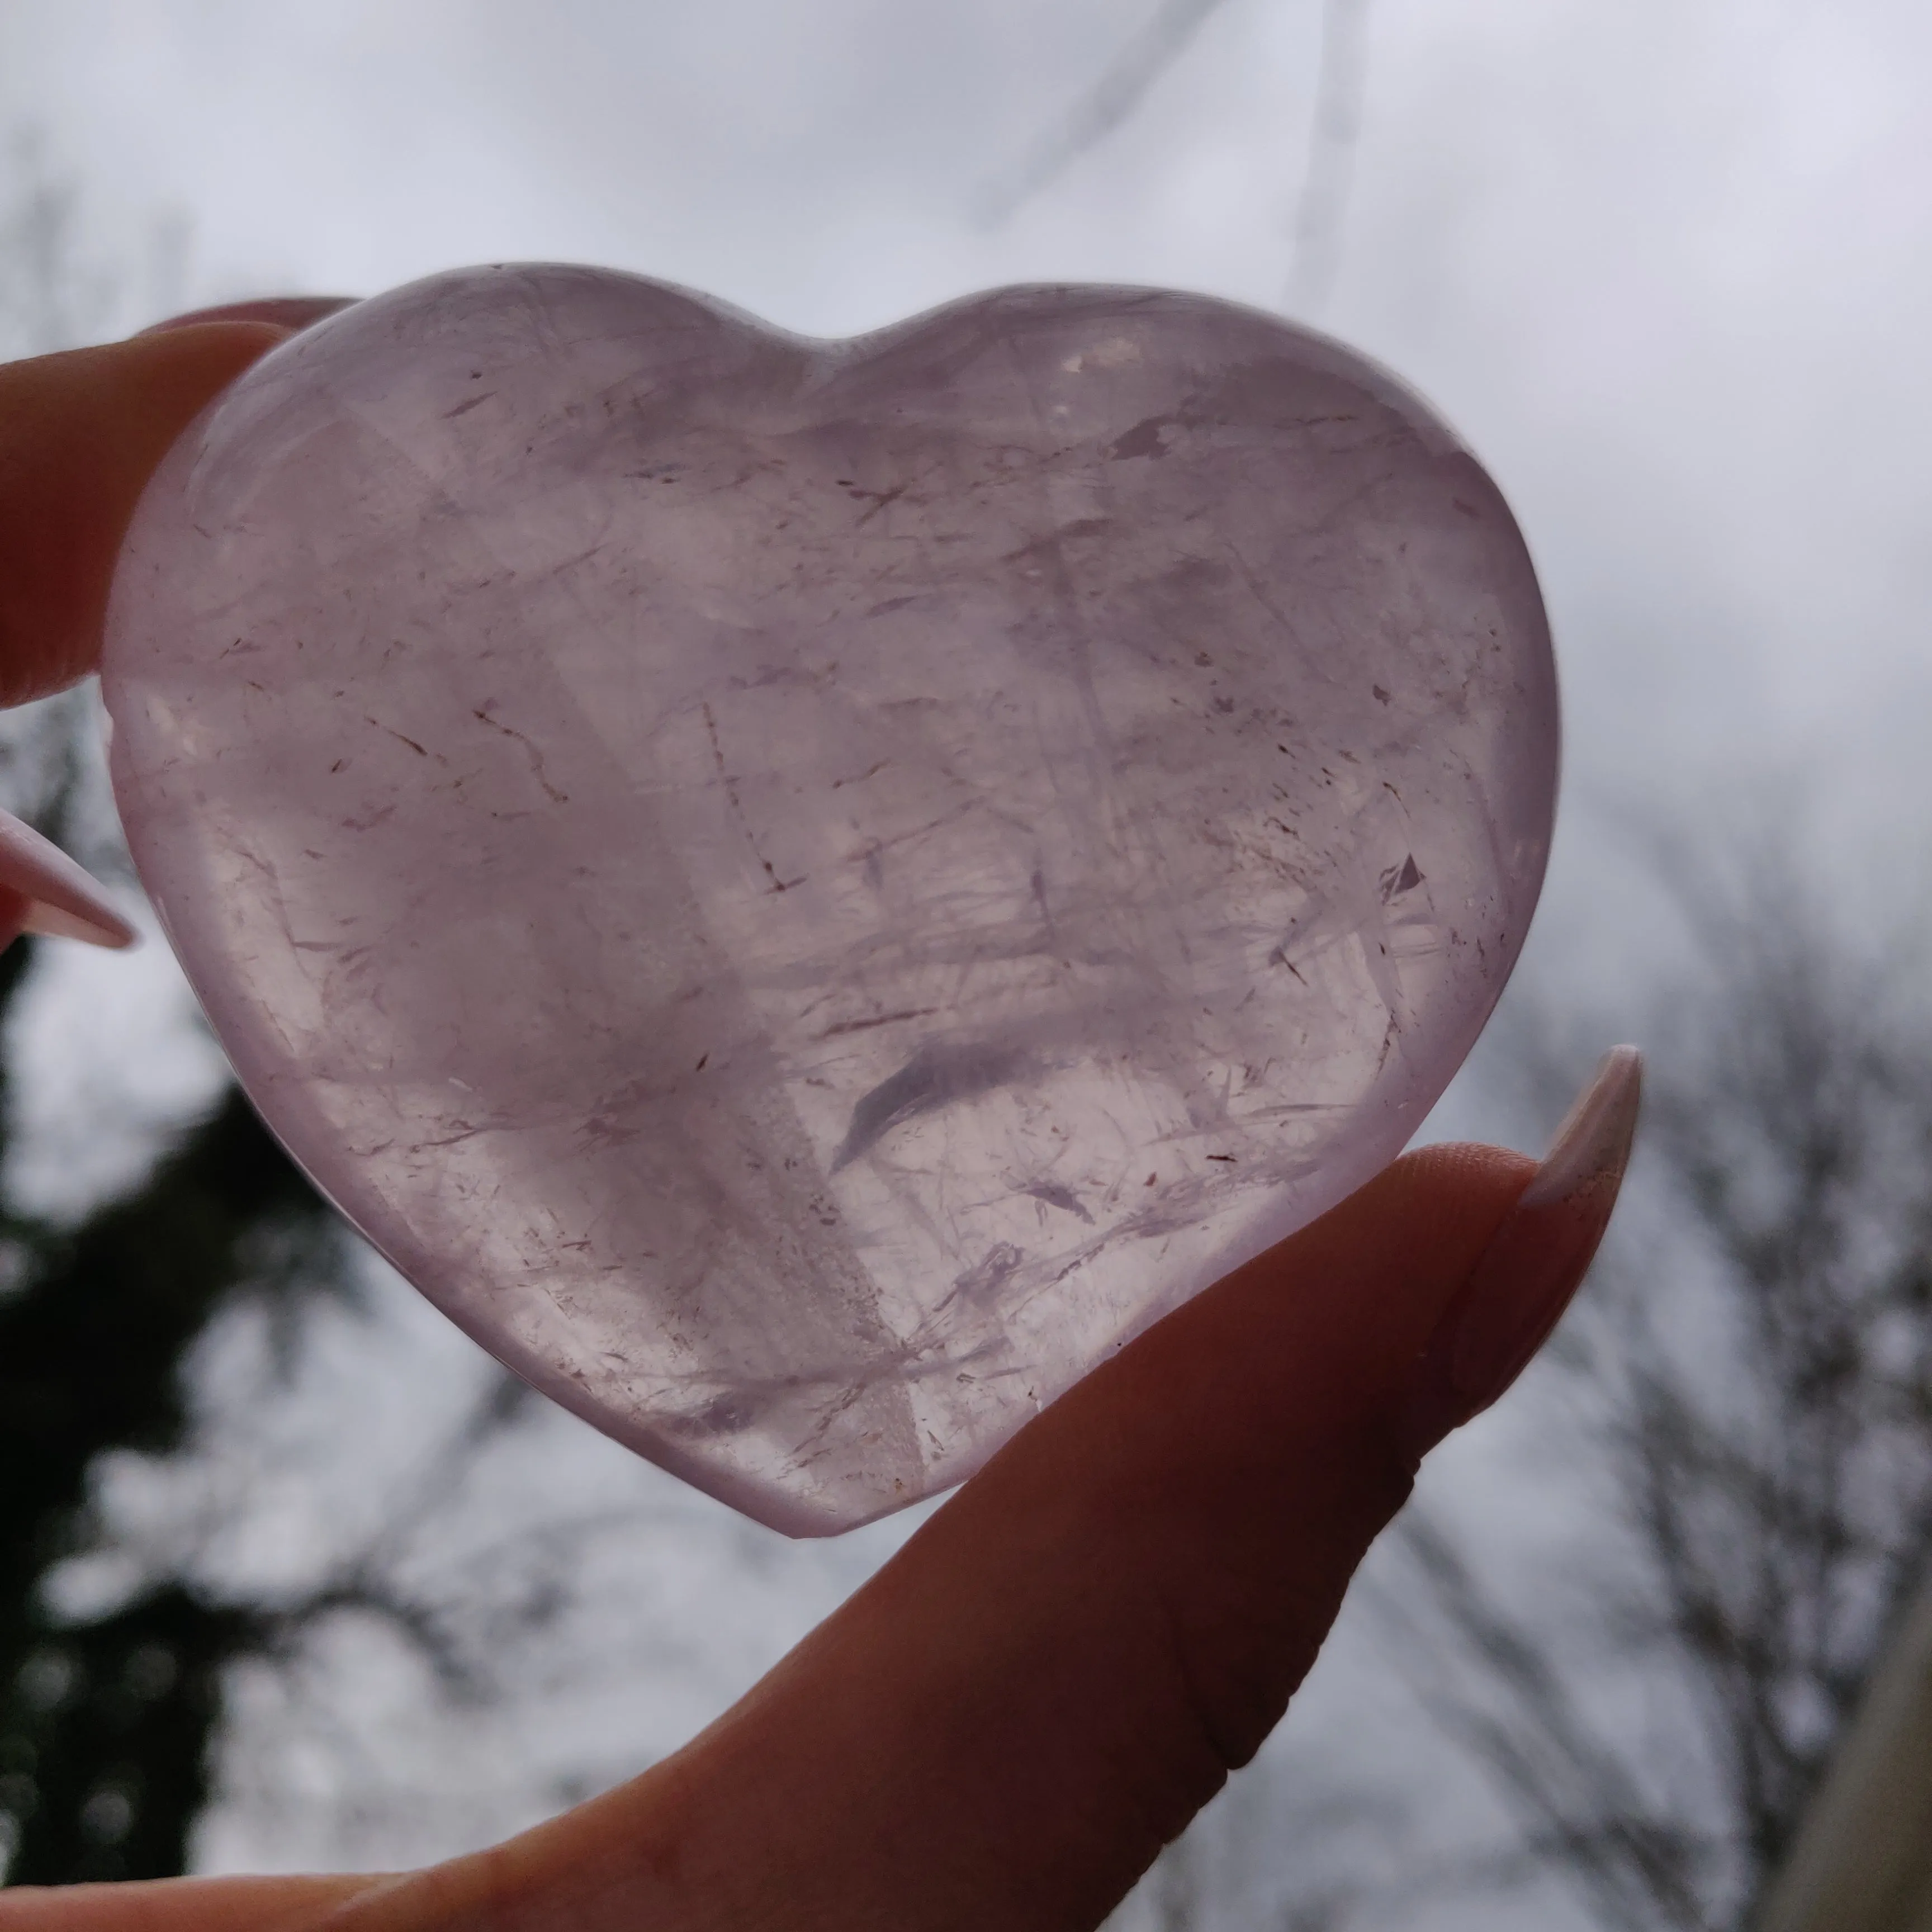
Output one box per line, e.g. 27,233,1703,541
101,267,1556,1534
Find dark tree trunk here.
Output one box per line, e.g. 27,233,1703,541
0,936,340,1883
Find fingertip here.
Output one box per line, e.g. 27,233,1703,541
1195,1138,1537,1367
0,321,292,704
110,315,296,372
1394,1136,1541,1188
138,295,357,336
1370,1138,1540,1242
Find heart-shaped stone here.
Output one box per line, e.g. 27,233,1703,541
102,267,1556,1535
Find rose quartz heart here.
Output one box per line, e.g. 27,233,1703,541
102,267,1556,1534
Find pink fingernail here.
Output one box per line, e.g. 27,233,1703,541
0,810,139,950
1399,1047,1642,1453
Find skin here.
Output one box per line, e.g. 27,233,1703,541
0,322,1572,1931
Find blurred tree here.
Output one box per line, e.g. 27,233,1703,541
0,927,348,1883
0,136,324,1882
0,131,118,356
1383,849,1932,1931
0,134,571,1890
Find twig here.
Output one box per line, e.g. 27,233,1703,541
974,0,1237,226
1283,0,1372,317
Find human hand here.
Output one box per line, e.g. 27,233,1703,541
0,319,1641,1931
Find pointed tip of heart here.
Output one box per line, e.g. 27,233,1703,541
0,809,140,950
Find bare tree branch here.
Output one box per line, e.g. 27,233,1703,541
979,0,1375,323
0,131,116,355
1385,839,1932,1930
1383,1517,1720,1932
975,0,1236,227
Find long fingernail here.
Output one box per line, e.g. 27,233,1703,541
1399,1046,1642,1455
0,810,139,949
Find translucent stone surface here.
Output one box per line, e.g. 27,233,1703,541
102,267,1557,1534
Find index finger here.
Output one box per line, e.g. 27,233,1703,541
0,320,289,708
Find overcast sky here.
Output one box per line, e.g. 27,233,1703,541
4,0,1930,1917
7,0,1930,984
10,0,1931,794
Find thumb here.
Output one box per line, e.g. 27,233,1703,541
340,1051,1640,1932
